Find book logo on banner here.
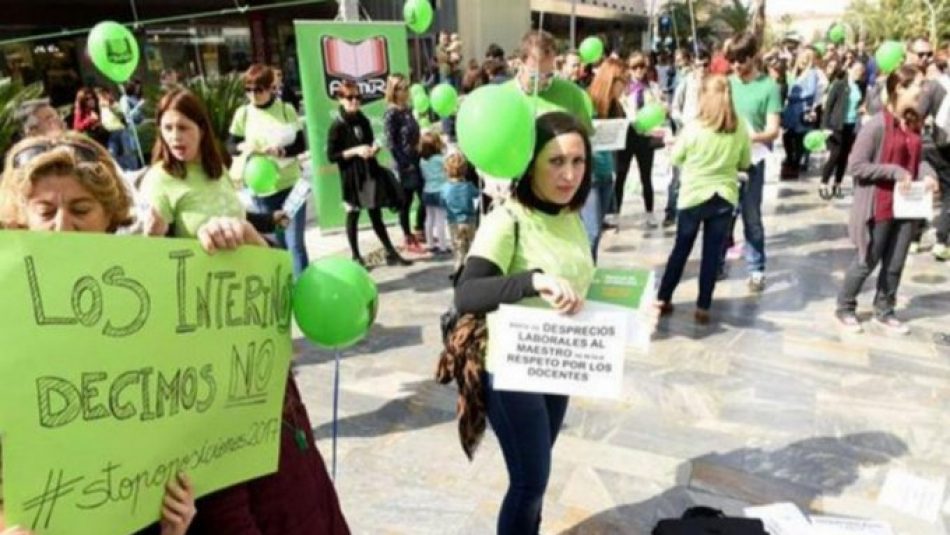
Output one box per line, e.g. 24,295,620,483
321,36,390,103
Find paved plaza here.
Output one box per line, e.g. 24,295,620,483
293,152,950,534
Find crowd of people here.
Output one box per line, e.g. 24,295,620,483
0,19,947,535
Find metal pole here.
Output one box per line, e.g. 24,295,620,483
332,350,341,480
570,0,577,50
687,0,699,56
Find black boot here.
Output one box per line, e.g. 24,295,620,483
386,250,413,266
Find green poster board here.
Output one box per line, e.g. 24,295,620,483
295,20,410,230
0,232,294,535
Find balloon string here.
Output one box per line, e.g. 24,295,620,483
332,349,341,480
531,11,545,118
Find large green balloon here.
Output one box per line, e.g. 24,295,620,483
409,83,426,97
293,258,378,349
244,155,280,195
578,36,605,65
412,92,430,113
457,84,535,179
876,40,905,75
430,83,459,117
803,130,830,152
633,103,666,134
88,21,140,83
828,24,846,44
403,0,434,34
581,90,595,118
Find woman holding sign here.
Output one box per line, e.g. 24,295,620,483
835,66,939,335
453,112,594,535
0,132,214,535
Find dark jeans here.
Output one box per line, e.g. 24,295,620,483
837,219,916,318
399,185,426,238
252,187,310,277
345,208,398,259
782,130,805,170
821,124,856,185
613,130,655,214
925,145,950,245
665,166,681,221
658,195,734,310
720,161,766,274
485,373,569,535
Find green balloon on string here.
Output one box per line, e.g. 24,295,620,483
633,103,666,134
457,84,535,178
828,24,846,44
244,155,280,195
293,258,378,349
87,21,140,83
875,41,905,74
412,92,430,113
430,83,459,117
403,0,434,34
409,83,426,98
578,36,605,65
804,130,830,152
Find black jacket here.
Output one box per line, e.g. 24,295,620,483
822,78,863,132
327,109,381,207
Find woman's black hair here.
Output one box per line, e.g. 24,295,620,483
513,111,592,212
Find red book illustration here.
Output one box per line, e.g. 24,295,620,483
323,37,389,79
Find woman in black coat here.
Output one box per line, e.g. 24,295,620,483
327,81,411,267
820,61,866,199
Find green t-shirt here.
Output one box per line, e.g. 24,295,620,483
229,100,302,193
506,78,595,134
143,163,245,238
469,200,595,371
729,74,782,133
671,118,752,209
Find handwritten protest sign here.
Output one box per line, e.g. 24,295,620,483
0,231,294,535
489,305,628,399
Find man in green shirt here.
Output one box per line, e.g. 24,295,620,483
722,32,782,292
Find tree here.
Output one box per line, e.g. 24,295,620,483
714,0,751,34
845,0,949,45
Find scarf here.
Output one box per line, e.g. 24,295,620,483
874,110,922,221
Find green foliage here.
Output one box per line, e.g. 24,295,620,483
183,73,246,150
714,0,751,34
845,0,949,45
0,78,44,153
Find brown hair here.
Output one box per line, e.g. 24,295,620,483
587,58,626,118
74,87,99,115
334,80,360,98
697,75,738,133
627,51,648,69
418,131,444,159
519,29,557,60
0,133,132,231
152,88,225,180
242,63,275,90
514,112,592,212
384,73,408,106
726,32,759,63
886,65,923,126
444,152,468,179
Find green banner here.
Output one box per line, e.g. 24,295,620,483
0,232,294,535
295,20,410,230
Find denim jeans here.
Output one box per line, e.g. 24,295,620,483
580,178,615,263
721,161,766,274
837,219,915,318
664,166,681,222
252,186,310,277
658,195,734,310
485,373,569,535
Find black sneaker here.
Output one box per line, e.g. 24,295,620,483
832,185,844,199
386,252,413,266
662,216,676,228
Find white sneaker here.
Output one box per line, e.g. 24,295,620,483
748,272,766,293
645,213,659,228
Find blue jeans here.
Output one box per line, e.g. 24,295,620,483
485,373,569,535
580,179,614,263
252,186,310,277
658,195,734,310
665,166,681,222
722,161,766,274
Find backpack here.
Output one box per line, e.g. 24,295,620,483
435,204,519,459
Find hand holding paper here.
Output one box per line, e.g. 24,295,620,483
534,273,585,315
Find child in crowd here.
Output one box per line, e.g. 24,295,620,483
440,151,479,277
419,131,450,254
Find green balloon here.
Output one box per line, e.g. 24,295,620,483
803,130,829,152
578,36,605,65
244,155,280,195
409,83,426,98
87,21,140,83
876,40,905,75
403,0,434,34
293,258,378,349
633,103,666,134
457,84,535,179
412,92,430,113
813,41,827,57
582,90,595,118
430,83,459,117
828,24,846,44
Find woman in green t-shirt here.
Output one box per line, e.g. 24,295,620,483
453,112,595,535
142,89,247,240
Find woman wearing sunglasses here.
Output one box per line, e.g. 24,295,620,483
228,63,310,277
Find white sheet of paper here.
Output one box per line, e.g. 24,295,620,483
488,304,627,399
809,516,894,535
877,467,946,522
743,502,814,535
751,142,771,164
893,183,934,220
591,119,630,152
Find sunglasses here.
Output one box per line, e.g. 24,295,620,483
915,51,934,58
629,64,646,70
245,86,269,94
341,94,361,102
12,141,99,169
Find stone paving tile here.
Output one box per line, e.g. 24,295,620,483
293,154,950,534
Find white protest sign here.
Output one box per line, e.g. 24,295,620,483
591,119,630,152
894,183,934,220
809,516,894,535
489,304,627,399
743,502,815,535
